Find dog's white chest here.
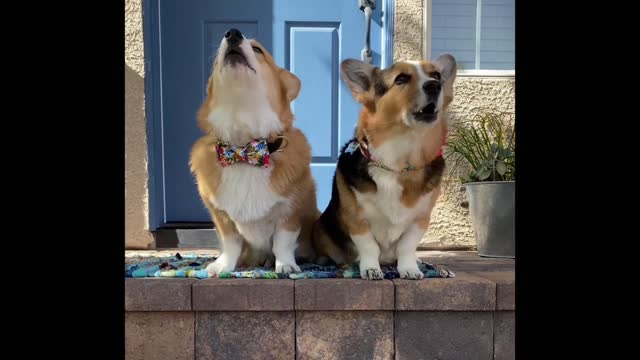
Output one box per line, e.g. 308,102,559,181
354,169,433,245
209,164,287,224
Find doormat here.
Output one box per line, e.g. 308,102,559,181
125,253,455,279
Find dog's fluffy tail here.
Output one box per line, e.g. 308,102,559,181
311,216,349,266
294,208,321,264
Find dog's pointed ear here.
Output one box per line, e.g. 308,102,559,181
205,74,214,96
341,59,376,94
340,59,381,105
433,54,457,98
279,69,301,102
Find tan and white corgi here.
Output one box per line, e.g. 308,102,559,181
312,54,457,280
190,29,318,275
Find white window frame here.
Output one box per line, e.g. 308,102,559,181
423,0,515,78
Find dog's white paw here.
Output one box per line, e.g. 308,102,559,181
360,263,384,280
275,261,301,274
206,258,235,277
397,263,424,280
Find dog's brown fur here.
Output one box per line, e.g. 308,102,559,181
312,55,457,279
190,37,318,273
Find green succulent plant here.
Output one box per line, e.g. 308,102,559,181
445,109,515,183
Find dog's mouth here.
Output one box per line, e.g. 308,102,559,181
223,47,255,72
413,103,438,122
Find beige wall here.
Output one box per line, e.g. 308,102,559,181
421,79,515,248
125,0,153,249
124,0,515,249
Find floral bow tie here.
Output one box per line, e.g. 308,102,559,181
215,139,272,168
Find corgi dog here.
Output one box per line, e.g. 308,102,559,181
312,54,457,280
190,29,318,275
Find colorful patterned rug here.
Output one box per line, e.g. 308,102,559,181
125,253,455,279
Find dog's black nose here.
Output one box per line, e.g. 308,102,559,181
423,80,441,97
224,28,243,45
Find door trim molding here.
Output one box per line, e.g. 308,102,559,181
143,0,164,230
143,0,395,230
382,0,395,68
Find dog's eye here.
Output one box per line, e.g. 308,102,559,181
252,46,263,54
430,72,441,81
394,74,411,85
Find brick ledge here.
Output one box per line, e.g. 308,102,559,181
125,251,514,312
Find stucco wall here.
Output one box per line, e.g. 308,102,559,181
394,0,424,62
123,0,514,250
422,78,515,248
125,0,153,249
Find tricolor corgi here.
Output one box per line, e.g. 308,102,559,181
312,54,457,280
190,29,318,275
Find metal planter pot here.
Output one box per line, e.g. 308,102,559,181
465,181,515,258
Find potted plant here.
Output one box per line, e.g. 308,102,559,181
445,109,515,258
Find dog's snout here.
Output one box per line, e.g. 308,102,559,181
422,80,441,97
224,28,244,45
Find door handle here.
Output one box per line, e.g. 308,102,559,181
359,0,376,64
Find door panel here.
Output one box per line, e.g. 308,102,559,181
144,0,394,229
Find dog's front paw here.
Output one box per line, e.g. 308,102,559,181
206,258,235,277
359,263,384,280
275,261,301,274
397,263,424,280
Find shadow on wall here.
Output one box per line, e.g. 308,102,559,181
125,64,154,249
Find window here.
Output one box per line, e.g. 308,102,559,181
425,0,515,76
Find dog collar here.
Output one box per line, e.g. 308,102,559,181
436,127,448,158
215,135,287,168
345,130,447,173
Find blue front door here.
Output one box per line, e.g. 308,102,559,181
144,0,394,229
